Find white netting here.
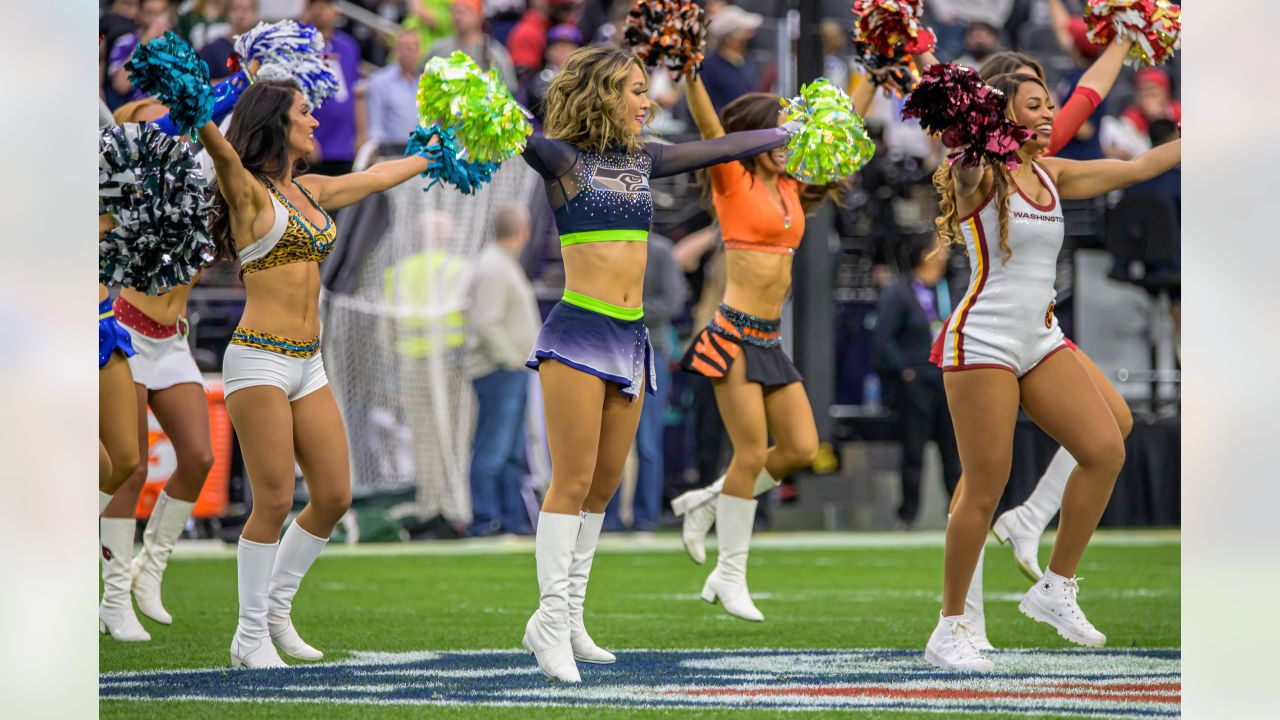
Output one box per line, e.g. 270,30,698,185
321,158,541,525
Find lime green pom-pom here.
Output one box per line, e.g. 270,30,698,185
416,51,531,165
781,79,875,185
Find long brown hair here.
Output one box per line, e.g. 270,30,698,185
542,46,648,154
933,73,1047,264
699,92,845,214
209,80,306,260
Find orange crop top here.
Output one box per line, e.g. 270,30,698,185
709,161,805,255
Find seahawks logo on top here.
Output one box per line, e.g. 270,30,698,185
591,166,650,194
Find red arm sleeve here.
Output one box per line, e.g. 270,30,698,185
1046,86,1101,157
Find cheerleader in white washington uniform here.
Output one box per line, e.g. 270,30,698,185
923,72,1181,671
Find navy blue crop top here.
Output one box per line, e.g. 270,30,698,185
520,126,797,246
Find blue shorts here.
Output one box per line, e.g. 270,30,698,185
98,297,135,369
526,300,656,399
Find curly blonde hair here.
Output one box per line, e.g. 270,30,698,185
933,73,1047,264
543,46,648,155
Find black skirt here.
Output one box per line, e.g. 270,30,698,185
680,305,803,388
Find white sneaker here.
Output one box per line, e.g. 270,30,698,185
699,495,763,622
991,508,1044,581
230,633,288,669
924,614,995,672
672,479,721,565
1018,572,1106,648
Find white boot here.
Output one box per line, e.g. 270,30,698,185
993,447,1076,581
268,522,328,661
700,495,763,622
964,542,994,651
1018,569,1107,648
924,613,994,672
568,512,615,664
131,491,194,625
522,512,581,682
230,537,287,669
673,468,777,565
99,491,113,517
672,476,722,565
99,518,150,642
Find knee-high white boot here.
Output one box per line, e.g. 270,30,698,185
99,518,150,642
268,522,328,661
522,512,581,682
568,512,615,664
230,537,286,669
674,468,777,565
700,495,764,622
131,491,195,625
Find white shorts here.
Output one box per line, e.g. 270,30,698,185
123,328,204,391
932,299,1069,377
223,343,328,402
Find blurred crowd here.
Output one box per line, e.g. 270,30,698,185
99,0,1180,537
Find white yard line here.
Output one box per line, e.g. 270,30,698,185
168,529,1179,560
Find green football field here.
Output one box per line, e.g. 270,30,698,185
100,530,1180,719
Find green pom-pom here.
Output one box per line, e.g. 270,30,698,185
781,79,875,184
416,51,531,165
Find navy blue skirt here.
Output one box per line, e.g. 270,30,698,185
99,296,135,369
526,300,656,398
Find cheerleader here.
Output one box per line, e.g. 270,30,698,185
923,72,1180,671
951,43,1139,649
517,46,806,682
666,76,871,622
195,79,434,668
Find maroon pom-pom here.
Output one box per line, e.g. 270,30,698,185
902,63,1036,170
623,0,707,81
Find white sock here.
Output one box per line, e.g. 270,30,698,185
100,491,114,516
1021,446,1077,530
963,543,986,636
1042,568,1069,584
268,522,328,627
751,467,779,497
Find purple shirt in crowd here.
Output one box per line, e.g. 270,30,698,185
106,33,146,108
311,29,361,163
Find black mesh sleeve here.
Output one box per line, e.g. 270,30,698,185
645,126,796,179
520,134,578,179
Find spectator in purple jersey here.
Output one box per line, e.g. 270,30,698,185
303,0,363,175
200,0,259,82
105,0,173,110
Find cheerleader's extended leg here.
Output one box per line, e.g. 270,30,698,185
992,349,1133,581
570,388,644,664
267,385,351,661
100,384,151,642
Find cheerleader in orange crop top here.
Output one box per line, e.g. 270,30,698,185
672,76,874,624
195,79,440,670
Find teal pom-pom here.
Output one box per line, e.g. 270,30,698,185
781,79,875,184
125,32,214,137
99,124,215,295
416,51,531,164
406,124,500,195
